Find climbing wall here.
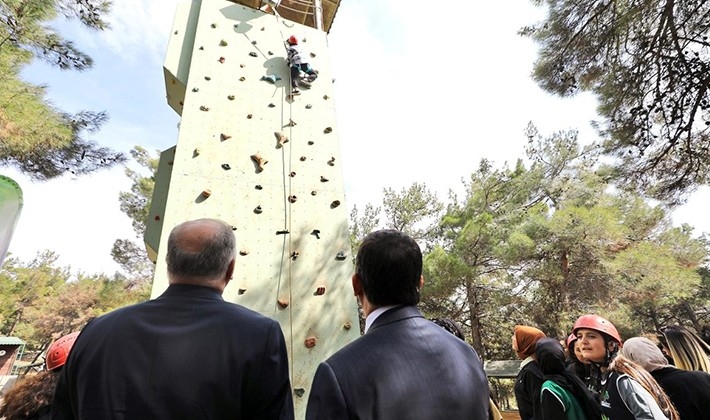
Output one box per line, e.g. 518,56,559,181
145,0,359,416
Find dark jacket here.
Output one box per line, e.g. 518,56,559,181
652,366,710,419
515,358,544,420
51,284,294,420
305,305,489,420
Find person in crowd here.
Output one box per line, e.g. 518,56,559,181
535,338,601,420
565,333,589,381
574,314,678,419
51,218,294,420
657,324,710,372
285,34,317,95
305,230,489,419
0,332,79,420
430,317,504,420
622,336,710,419
512,325,546,420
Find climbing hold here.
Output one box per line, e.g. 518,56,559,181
304,337,317,349
199,46,204,50
294,388,306,398
240,63,245,68
323,95,329,100
221,163,231,170
320,176,329,182
288,195,297,203
193,148,200,157
330,200,341,208
310,52,316,58
289,171,296,177
231,226,237,231
277,299,289,308
311,229,321,239
254,205,263,214
255,185,263,190
218,56,225,63
220,133,231,141
239,249,249,256
274,132,289,147
251,153,268,172
286,119,296,127
305,104,312,109
234,24,239,28
210,23,217,28
268,103,275,108
314,286,326,295
323,127,332,134
336,251,347,260
249,51,257,57
192,87,199,92
205,76,211,81
291,251,299,260
300,156,307,161
252,40,257,45
268,51,273,56
308,141,314,145
260,74,281,84
220,39,228,46
276,230,290,235
247,114,253,119
261,27,265,31
227,95,235,100
174,30,178,35
328,157,335,166
239,76,245,81
238,288,247,295
178,101,183,106
200,105,210,111
201,189,212,198
311,190,317,196
154,215,161,221
343,322,352,330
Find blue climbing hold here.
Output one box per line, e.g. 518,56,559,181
261,74,282,84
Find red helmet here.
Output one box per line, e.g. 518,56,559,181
46,332,80,371
287,35,298,45
572,314,622,344
566,333,577,349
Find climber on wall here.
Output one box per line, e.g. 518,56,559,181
285,35,318,95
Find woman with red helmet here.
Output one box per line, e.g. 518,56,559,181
573,314,678,419
0,332,79,420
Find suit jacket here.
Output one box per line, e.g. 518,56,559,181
306,305,489,420
51,284,294,420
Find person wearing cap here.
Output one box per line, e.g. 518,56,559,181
51,218,294,420
535,338,601,420
285,34,318,95
305,230,489,419
0,332,79,420
512,325,546,420
622,337,710,419
573,314,677,419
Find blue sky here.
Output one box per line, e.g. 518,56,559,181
4,0,709,274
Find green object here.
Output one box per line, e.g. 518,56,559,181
0,175,22,267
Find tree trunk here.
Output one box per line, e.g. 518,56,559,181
466,277,485,358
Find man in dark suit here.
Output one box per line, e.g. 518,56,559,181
305,229,489,419
51,218,294,420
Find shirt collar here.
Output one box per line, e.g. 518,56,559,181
364,305,399,333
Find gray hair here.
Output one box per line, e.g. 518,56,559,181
166,219,236,280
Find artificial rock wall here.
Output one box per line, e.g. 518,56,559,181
146,0,359,415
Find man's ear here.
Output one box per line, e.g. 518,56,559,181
225,258,236,284
352,273,363,297
419,275,424,289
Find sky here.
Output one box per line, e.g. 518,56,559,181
3,0,709,275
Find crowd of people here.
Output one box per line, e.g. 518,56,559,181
513,316,710,420
1,218,709,419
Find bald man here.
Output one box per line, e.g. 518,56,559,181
51,218,294,420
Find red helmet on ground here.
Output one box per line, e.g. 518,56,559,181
287,35,298,45
46,332,80,371
572,314,622,344
566,333,577,349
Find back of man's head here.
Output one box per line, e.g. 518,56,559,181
166,218,236,287
356,229,422,306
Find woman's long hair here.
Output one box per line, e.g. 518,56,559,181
659,325,710,372
610,355,679,420
0,370,58,419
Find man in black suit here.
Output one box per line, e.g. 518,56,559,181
306,229,489,419
51,218,294,420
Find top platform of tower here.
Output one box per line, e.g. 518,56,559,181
228,0,341,33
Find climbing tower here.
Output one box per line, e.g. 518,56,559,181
145,0,357,416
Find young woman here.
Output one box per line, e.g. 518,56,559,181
536,338,601,420
573,314,678,420
512,325,546,420
657,325,710,372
